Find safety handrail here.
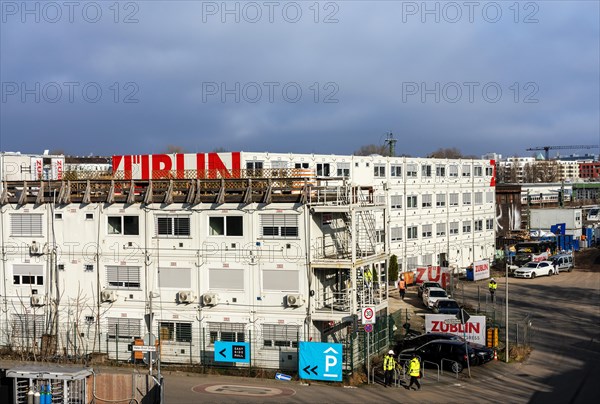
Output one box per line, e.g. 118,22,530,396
396,359,410,381
440,358,460,379
394,367,405,386
370,365,406,387
422,360,440,381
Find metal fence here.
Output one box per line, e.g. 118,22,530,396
0,316,392,376
451,283,535,355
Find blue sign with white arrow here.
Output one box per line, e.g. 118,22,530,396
214,341,250,363
299,342,343,382
275,372,292,381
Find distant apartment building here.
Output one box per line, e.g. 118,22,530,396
497,157,535,183
481,152,502,162
64,156,112,177
558,160,581,181
579,162,600,179
497,156,592,184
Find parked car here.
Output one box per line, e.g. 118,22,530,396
395,333,494,366
549,254,574,273
422,287,448,309
513,260,554,279
400,339,478,373
432,298,460,315
418,281,442,298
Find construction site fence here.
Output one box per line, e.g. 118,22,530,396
0,317,393,376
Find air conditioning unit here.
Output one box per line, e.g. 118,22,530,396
202,293,219,306
29,241,40,255
286,294,304,307
30,295,45,307
178,290,196,304
101,289,117,303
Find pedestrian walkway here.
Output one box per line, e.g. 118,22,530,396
388,285,426,337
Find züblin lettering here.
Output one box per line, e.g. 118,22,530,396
431,321,480,334
113,152,241,180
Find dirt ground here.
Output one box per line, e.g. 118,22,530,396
572,246,600,269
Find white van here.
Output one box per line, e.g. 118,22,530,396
550,254,574,273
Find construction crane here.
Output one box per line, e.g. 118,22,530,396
526,145,599,160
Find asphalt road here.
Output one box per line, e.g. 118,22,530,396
163,258,600,403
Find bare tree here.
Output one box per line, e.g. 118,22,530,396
428,147,465,159
354,144,390,156
523,161,560,183
537,161,561,182
212,147,228,153
497,163,519,184
165,145,186,154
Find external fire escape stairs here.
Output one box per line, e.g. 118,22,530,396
308,184,388,327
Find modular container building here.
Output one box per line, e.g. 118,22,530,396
0,151,496,372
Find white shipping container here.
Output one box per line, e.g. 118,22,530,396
530,208,583,237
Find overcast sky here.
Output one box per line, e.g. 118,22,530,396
1,1,599,158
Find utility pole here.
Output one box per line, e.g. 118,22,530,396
526,190,531,232
505,248,509,363
384,132,397,157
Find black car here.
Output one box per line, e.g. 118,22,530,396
417,281,442,298
400,339,478,373
395,332,494,365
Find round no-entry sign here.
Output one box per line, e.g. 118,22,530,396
362,306,375,324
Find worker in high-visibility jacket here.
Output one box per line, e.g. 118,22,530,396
364,267,373,288
383,350,397,387
488,278,498,303
406,353,421,391
398,276,406,300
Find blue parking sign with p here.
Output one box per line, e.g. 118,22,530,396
299,342,343,382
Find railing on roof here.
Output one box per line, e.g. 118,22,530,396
308,184,375,206
60,168,317,181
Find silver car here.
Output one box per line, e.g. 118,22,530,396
423,287,448,309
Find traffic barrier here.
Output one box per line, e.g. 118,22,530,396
493,350,498,361
487,327,499,348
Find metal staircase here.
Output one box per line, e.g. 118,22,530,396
355,267,374,307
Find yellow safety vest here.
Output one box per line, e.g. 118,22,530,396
383,355,396,371
365,269,373,282
409,358,420,377
489,282,497,291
